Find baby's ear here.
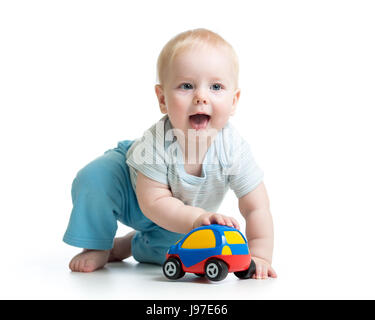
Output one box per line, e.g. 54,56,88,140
155,85,167,114
230,88,241,116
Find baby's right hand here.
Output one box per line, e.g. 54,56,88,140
192,212,240,230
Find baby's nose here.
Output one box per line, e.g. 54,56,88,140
194,98,207,104
193,95,208,105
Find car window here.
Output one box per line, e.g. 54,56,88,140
224,231,246,244
181,229,216,249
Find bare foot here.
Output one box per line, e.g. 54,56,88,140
108,231,136,262
69,249,110,272
68,231,136,272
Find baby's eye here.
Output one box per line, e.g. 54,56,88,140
179,83,193,90
210,83,223,91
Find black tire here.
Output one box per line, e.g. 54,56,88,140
163,257,185,280
234,259,256,279
204,259,228,281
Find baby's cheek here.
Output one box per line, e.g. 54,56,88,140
211,114,230,130
168,93,189,106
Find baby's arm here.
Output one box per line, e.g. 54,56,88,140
136,172,239,234
239,182,277,279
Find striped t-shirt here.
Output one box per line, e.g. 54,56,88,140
126,115,263,212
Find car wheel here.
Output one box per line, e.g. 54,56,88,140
234,259,256,279
163,257,185,280
204,259,228,281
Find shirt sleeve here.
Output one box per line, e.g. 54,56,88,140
227,135,264,199
126,123,168,186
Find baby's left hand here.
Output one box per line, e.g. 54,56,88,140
251,256,277,280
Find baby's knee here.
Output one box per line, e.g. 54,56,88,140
131,230,185,266
72,156,122,194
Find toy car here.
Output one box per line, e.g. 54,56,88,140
163,224,256,281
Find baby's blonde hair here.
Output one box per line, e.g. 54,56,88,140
156,28,239,88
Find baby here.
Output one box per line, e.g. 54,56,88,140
63,28,277,279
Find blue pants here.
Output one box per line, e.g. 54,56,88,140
62,140,184,265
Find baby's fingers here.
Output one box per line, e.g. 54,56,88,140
210,214,239,229
253,263,268,279
268,266,278,278
200,216,212,226
221,216,234,227
230,217,240,230
205,214,222,225
224,217,240,229
252,263,277,279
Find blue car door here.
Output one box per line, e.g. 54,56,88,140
178,229,221,268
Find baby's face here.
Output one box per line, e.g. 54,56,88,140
156,45,240,141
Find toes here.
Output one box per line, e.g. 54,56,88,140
77,259,84,272
82,260,97,272
73,258,95,272
68,250,109,272
69,255,92,272
69,257,79,272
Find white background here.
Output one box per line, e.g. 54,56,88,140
1,0,374,299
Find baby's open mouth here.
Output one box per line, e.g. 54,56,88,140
189,114,211,130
